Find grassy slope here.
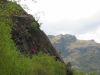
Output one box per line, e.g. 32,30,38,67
0,1,66,75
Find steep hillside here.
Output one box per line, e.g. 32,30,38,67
0,0,98,75
48,34,100,73
11,15,63,62
0,1,66,75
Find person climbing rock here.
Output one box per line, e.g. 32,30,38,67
29,47,37,58
31,47,36,54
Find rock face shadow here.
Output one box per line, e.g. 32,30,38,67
11,14,64,62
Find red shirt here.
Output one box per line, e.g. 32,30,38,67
31,48,36,53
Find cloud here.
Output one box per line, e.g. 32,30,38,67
18,0,100,42
41,13,100,35
77,26,100,43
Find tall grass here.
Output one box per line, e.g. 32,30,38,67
0,1,66,75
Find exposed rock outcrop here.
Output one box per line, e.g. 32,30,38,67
11,14,64,62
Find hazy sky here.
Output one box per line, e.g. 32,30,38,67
19,0,100,43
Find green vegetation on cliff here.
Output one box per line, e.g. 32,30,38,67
0,1,98,75
0,1,66,75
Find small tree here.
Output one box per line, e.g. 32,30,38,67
65,62,73,75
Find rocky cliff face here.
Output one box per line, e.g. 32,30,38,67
48,34,100,73
0,1,69,75
11,14,64,62
48,34,77,57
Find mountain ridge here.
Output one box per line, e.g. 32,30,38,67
48,34,100,73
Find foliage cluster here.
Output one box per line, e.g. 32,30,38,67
73,70,98,75
0,1,66,75
0,1,98,75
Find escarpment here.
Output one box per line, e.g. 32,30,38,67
0,1,72,75
11,14,64,62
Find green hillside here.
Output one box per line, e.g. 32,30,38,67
0,1,65,75
0,0,98,75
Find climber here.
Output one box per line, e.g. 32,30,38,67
31,47,36,54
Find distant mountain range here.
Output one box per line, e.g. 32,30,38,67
48,34,100,73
